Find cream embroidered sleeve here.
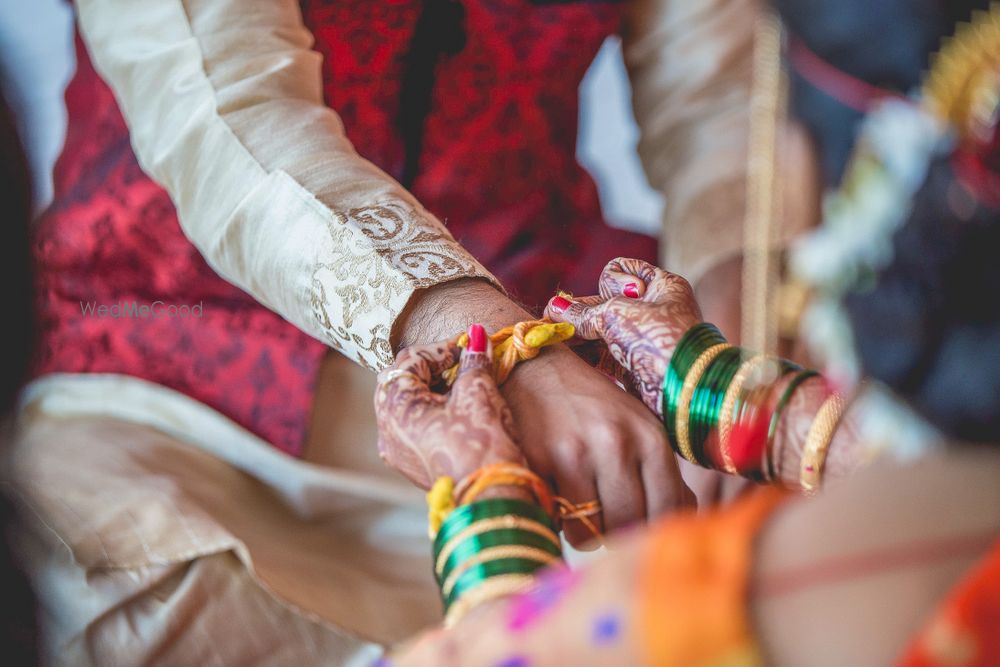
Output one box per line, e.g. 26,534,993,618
622,0,758,285
622,0,814,286
75,0,500,370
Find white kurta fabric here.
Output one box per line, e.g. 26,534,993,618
75,0,501,371
623,0,812,284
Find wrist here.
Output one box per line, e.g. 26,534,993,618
473,485,537,504
773,378,857,488
450,461,556,516
393,278,529,349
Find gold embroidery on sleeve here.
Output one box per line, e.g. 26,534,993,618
309,202,498,369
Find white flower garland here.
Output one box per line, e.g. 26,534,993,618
790,99,952,458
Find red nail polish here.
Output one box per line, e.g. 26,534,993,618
550,296,572,313
468,324,487,353
623,283,640,299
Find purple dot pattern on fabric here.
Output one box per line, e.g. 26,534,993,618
592,612,622,645
494,656,530,667
506,566,580,632
370,659,393,667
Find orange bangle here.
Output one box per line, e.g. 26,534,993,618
455,463,555,516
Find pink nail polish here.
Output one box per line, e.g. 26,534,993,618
550,296,572,313
623,283,640,299
468,324,487,353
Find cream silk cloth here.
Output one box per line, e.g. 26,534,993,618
11,367,430,665
9,0,811,664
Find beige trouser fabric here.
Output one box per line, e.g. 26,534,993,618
8,367,439,666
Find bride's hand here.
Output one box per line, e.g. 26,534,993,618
373,324,525,488
544,258,702,419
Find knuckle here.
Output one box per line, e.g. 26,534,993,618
551,439,588,468
606,256,628,272
606,437,635,468
637,433,669,462
393,347,416,367
375,437,395,462
460,358,494,380
454,370,494,399
664,271,694,294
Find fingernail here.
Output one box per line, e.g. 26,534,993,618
550,296,572,313
623,283,640,299
467,324,487,353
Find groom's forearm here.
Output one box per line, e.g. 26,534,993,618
393,279,535,349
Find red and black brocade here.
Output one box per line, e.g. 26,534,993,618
32,36,325,455
32,0,658,455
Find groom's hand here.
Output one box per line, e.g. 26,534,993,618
395,279,694,548
502,344,694,547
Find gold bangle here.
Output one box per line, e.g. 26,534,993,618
434,515,560,578
443,574,536,627
799,393,847,494
676,343,731,462
718,354,770,473
440,545,560,599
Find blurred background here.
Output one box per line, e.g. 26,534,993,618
1,0,664,232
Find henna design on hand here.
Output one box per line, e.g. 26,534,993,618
546,258,703,417
373,335,524,488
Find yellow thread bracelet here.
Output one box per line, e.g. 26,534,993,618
443,319,575,385
427,476,456,539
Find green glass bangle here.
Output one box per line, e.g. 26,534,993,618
433,499,555,561
688,346,743,466
686,349,723,465
765,369,820,482
438,528,563,586
715,358,796,479
444,558,552,609
662,323,727,451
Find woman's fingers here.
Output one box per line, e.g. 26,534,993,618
544,295,608,339
450,324,496,399
374,339,458,479
379,339,462,388
598,257,662,300
570,294,607,307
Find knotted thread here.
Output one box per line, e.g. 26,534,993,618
443,319,575,385
435,319,605,545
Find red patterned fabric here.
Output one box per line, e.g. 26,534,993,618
32,1,658,455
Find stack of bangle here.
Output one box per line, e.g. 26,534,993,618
433,497,562,625
663,323,840,487
662,322,728,461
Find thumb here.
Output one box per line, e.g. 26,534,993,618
452,323,497,393
544,294,607,340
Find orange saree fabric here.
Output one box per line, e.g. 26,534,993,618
636,488,788,667
897,540,1000,667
